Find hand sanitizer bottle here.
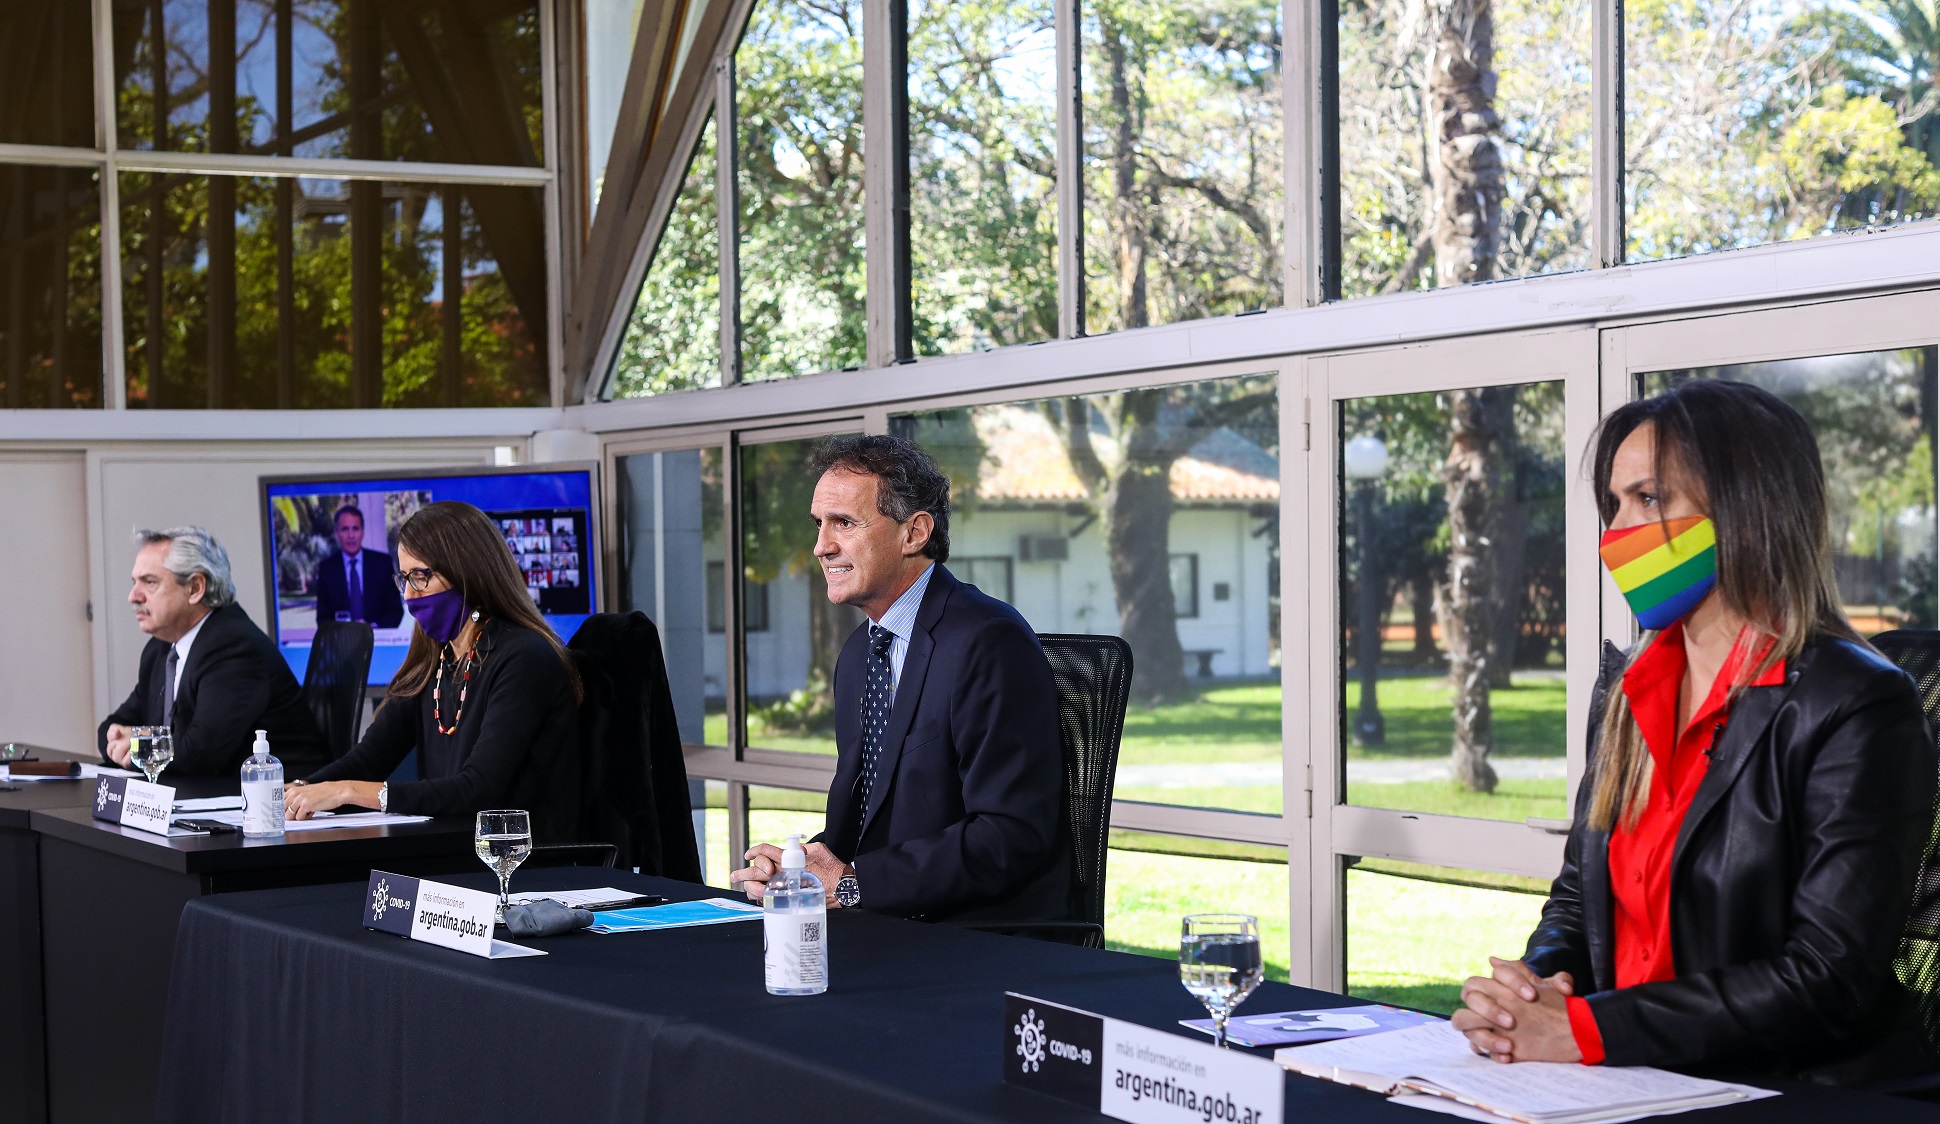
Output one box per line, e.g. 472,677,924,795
240,728,285,839
763,834,827,995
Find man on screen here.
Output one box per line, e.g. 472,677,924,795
730,435,1072,925
100,527,327,776
314,504,405,628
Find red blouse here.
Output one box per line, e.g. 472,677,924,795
1566,625,1783,1064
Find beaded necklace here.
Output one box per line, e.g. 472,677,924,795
431,614,484,736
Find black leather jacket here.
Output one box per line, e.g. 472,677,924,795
1524,635,1936,1082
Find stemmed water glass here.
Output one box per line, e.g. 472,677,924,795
130,726,174,784
1180,913,1264,1048
474,810,533,925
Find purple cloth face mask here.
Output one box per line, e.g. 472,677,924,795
406,587,471,644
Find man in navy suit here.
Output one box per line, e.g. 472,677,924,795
731,435,1071,924
313,504,404,628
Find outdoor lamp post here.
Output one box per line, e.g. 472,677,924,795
1345,435,1389,746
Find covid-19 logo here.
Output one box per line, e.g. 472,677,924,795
1014,1008,1047,1073
371,877,392,921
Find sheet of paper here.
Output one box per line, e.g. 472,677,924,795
173,795,246,812
188,809,433,832
1181,1003,1441,1047
586,897,764,934
1389,1082,1778,1123
0,763,139,782
506,887,635,908
488,939,548,959
1279,1022,1755,1124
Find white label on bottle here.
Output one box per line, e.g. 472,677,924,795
241,779,284,835
764,909,827,991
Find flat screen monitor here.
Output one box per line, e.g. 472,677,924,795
259,463,600,686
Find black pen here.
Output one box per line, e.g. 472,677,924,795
569,895,667,911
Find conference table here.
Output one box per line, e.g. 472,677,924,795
156,869,1940,1124
0,745,484,1124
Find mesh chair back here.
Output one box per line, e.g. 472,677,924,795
1867,629,1940,1053
1037,634,1133,936
303,621,373,761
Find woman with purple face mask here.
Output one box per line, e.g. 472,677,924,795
287,501,583,837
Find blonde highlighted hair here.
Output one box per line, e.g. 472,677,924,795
1586,380,1858,831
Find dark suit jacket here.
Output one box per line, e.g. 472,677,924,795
304,620,583,841
98,603,328,777
314,548,405,628
1525,637,1935,1083
816,564,1072,923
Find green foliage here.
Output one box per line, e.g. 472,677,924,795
1768,92,1940,228
614,121,724,398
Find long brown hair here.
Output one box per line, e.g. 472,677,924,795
1586,379,1858,831
385,500,581,703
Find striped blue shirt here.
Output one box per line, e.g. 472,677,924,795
870,563,935,703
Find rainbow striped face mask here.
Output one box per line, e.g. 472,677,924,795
1599,515,1719,630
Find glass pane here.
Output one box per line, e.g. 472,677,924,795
1083,0,1283,334
1626,0,1940,260
1640,349,1939,632
120,173,547,408
0,165,104,409
909,0,1058,354
618,447,726,753
3,0,95,148
613,118,722,398
583,0,646,209
1346,858,1548,1013
895,371,1283,814
1340,383,1569,823
115,0,545,164
700,782,828,886
1104,833,1291,982
736,0,866,379
740,435,862,755
1337,0,1591,298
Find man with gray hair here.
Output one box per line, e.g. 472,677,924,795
100,527,326,777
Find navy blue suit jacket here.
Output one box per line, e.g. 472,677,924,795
818,563,1072,923
314,548,405,628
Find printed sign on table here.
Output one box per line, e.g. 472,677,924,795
1003,993,1282,1124
361,870,544,960
91,776,176,835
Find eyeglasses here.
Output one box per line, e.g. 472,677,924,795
393,567,439,594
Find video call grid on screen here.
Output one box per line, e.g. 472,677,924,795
259,464,599,687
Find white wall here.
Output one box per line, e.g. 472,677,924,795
0,452,96,750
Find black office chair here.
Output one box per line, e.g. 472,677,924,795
965,633,1133,948
1867,630,1940,1091
303,621,374,761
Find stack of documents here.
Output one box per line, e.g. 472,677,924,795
183,809,433,832
585,897,764,934
1275,1021,1774,1123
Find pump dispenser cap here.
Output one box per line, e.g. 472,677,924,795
252,729,269,755
782,833,807,872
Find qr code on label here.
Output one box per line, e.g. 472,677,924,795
802,921,822,942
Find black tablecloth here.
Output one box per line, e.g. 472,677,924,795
156,870,1940,1124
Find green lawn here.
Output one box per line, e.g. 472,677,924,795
1118,684,1283,766
1344,674,1566,759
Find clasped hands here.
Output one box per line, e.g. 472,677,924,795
1450,957,1582,1064
730,841,853,908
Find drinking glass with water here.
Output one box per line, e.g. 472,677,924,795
1180,913,1264,1048
130,726,173,785
474,809,532,924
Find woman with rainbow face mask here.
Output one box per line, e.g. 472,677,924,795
1452,379,1936,1083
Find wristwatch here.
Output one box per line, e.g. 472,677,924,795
378,783,389,813
835,873,861,909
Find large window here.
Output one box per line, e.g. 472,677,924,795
735,0,867,380
896,370,1283,814
613,121,723,398
618,445,729,750
1335,0,1591,297
1626,0,1940,260
0,165,103,409
909,0,1059,354
1082,0,1283,333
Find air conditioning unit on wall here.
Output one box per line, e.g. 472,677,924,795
1019,534,1069,563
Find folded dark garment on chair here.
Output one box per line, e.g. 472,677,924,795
503,900,595,938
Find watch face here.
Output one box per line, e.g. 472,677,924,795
837,876,860,906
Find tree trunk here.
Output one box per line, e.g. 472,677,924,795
1411,569,1439,661
1440,387,1512,792
1483,390,1523,689
1102,8,1148,330
1425,0,1503,287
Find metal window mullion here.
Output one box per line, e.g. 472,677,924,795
541,0,568,405
1055,0,1083,338
725,431,748,760
1283,0,1325,307
1592,0,1624,267
109,150,552,186
715,56,741,387
93,0,126,409
862,0,910,367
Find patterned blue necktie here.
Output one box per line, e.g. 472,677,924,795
857,624,896,819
